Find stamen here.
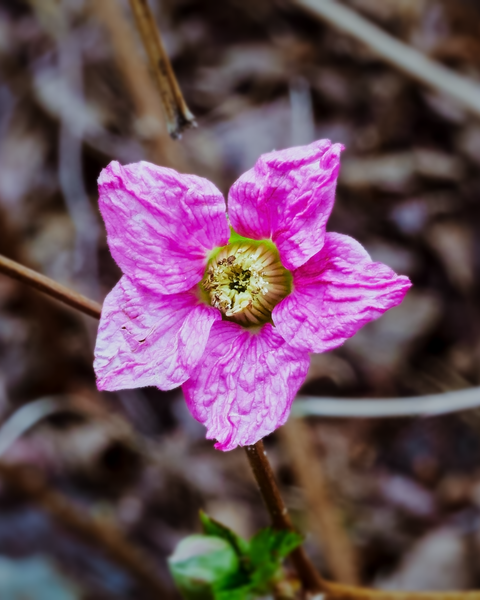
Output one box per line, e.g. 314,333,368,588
200,240,291,326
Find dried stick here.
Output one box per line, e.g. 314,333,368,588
0,254,102,319
293,388,480,419
128,0,196,138
281,418,359,585
3,258,480,599
90,0,185,169
245,441,326,593
0,462,171,599
324,582,480,600
294,0,480,119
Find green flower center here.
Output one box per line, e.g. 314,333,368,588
201,237,291,326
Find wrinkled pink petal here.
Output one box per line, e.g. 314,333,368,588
273,233,412,353
94,276,221,391
182,322,310,451
98,161,230,295
228,140,343,270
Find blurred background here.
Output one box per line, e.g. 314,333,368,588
1,0,480,597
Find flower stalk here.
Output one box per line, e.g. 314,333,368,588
245,440,326,594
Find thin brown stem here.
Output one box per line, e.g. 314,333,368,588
244,440,326,593
128,0,196,138
324,581,480,600
90,0,185,169
0,254,102,319
0,462,171,599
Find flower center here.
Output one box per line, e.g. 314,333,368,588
201,240,291,326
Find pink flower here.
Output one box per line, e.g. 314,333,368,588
94,140,411,451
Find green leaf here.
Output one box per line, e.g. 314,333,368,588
247,530,280,590
212,566,251,594
199,511,250,557
270,529,304,559
247,528,303,593
249,528,302,563
214,584,253,600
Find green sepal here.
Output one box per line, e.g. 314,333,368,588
228,228,256,246
227,227,279,256
199,511,250,557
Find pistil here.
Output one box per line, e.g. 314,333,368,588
201,240,291,326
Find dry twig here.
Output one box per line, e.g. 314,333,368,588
294,0,480,119
128,0,196,138
281,418,359,585
324,582,480,600
293,388,480,418
91,0,185,168
0,254,102,319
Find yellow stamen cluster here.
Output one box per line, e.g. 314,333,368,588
201,241,291,326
